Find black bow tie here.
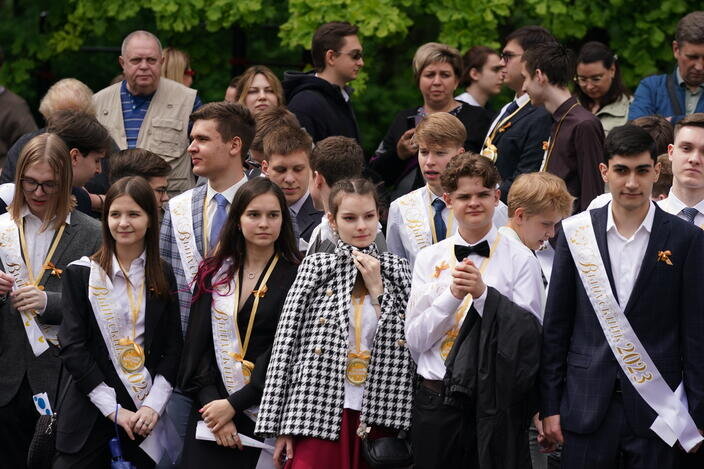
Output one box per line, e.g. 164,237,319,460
454,241,490,260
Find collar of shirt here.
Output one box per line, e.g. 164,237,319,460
455,92,481,107
514,93,531,107
111,251,147,279
288,191,310,217
451,224,497,247
552,96,579,121
498,225,522,244
120,80,155,109
424,185,445,205
664,190,704,215
606,201,655,240
676,68,704,92
206,175,247,207
19,205,71,226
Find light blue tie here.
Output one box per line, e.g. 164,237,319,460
681,207,699,224
209,193,229,252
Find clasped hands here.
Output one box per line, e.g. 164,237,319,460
108,405,159,440
201,399,242,450
450,258,486,300
0,271,47,313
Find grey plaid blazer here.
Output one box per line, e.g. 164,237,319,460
256,241,414,440
159,184,207,335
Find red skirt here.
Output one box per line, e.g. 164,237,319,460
285,409,391,469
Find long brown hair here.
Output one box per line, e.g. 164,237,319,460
91,176,169,298
11,133,75,230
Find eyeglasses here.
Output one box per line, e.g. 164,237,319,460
20,178,59,194
500,51,522,62
575,74,605,85
336,50,363,61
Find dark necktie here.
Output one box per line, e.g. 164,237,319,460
454,241,490,261
495,100,520,128
681,207,699,224
209,193,228,252
431,198,447,242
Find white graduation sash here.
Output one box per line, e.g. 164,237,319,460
0,213,49,356
168,190,203,292
87,260,179,462
210,262,258,422
563,212,704,451
397,188,433,257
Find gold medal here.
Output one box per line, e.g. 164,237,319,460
241,360,254,383
481,144,497,162
120,344,145,372
346,357,369,385
439,336,455,361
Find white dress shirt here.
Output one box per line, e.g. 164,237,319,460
455,92,481,108
658,190,704,228
344,294,378,411
406,225,544,380
88,253,173,416
606,202,655,306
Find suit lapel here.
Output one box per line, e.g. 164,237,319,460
591,206,620,305
622,207,670,316
296,195,322,237
492,103,533,145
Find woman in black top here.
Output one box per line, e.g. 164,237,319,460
178,178,301,467
369,42,492,199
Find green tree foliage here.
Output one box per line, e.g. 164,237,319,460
0,0,699,153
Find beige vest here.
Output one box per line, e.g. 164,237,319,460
93,78,197,195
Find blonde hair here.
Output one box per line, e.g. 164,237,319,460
38,79,94,120
412,42,462,84
507,172,574,218
234,66,284,107
162,47,190,84
12,133,75,230
414,113,466,149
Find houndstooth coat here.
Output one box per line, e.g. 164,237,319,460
255,241,415,440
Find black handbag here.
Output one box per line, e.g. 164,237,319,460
26,367,72,469
361,430,413,469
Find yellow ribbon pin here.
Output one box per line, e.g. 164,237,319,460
657,250,673,265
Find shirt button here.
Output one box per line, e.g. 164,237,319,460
325,289,333,297
397,339,406,347
399,313,405,320
314,347,322,355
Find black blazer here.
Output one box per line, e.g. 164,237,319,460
491,103,552,202
56,261,182,454
295,194,323,244
0,210,101,407
540,205,704,435
178,256,298,412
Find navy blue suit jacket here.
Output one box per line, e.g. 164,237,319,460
540,204,704,435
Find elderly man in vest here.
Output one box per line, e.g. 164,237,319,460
94,30,202,197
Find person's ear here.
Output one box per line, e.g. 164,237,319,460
599,162,609,183
325,49,337,68
327,211,337,232
229,136,243,158
261,159,270,176
514,207,525,225
442,192,452,209
69,148,81,166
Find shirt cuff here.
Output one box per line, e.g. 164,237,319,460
432,288,464,314
142,375,173,415
472,287,488,317
88,382,118,417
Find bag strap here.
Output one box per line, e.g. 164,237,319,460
54,366,72,413
666,73,684,117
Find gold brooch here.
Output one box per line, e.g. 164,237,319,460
657,250,673,265
44,262,62,278
542,141,549,151
433,261,450,278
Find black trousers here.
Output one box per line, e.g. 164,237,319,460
0,376,39,469
410,384,477,469
561,394,677,469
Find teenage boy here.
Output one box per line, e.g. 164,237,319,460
158,102,253,467
261,125,323,251
387,113,508,268
521,41,604,212
456,46,504,110
110,148,171,210
406,153,544,468
541,124,704,469
306,135,387,253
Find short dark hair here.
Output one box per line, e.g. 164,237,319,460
310,136,364,187
250,106,300,154
110,149,169,184
460,46,499,88
674,112,704,138
46,110,111,156
523,42,575,88
676,11,704,45
505,26,556,52
441,152,500,193
631,115,674,156
262,125,312,160
576,41,631,109
311,22,359,72
190,101,256,155
604,124,657,163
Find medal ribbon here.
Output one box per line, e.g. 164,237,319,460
18,218,66,287
540,102,579,172
350,295,371,361
482,100,530,161
116,267,145,359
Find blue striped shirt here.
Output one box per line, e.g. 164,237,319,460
119,80,203,149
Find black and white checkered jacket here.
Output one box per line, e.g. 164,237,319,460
255,241,414,440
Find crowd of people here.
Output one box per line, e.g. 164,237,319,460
0,8,703,469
